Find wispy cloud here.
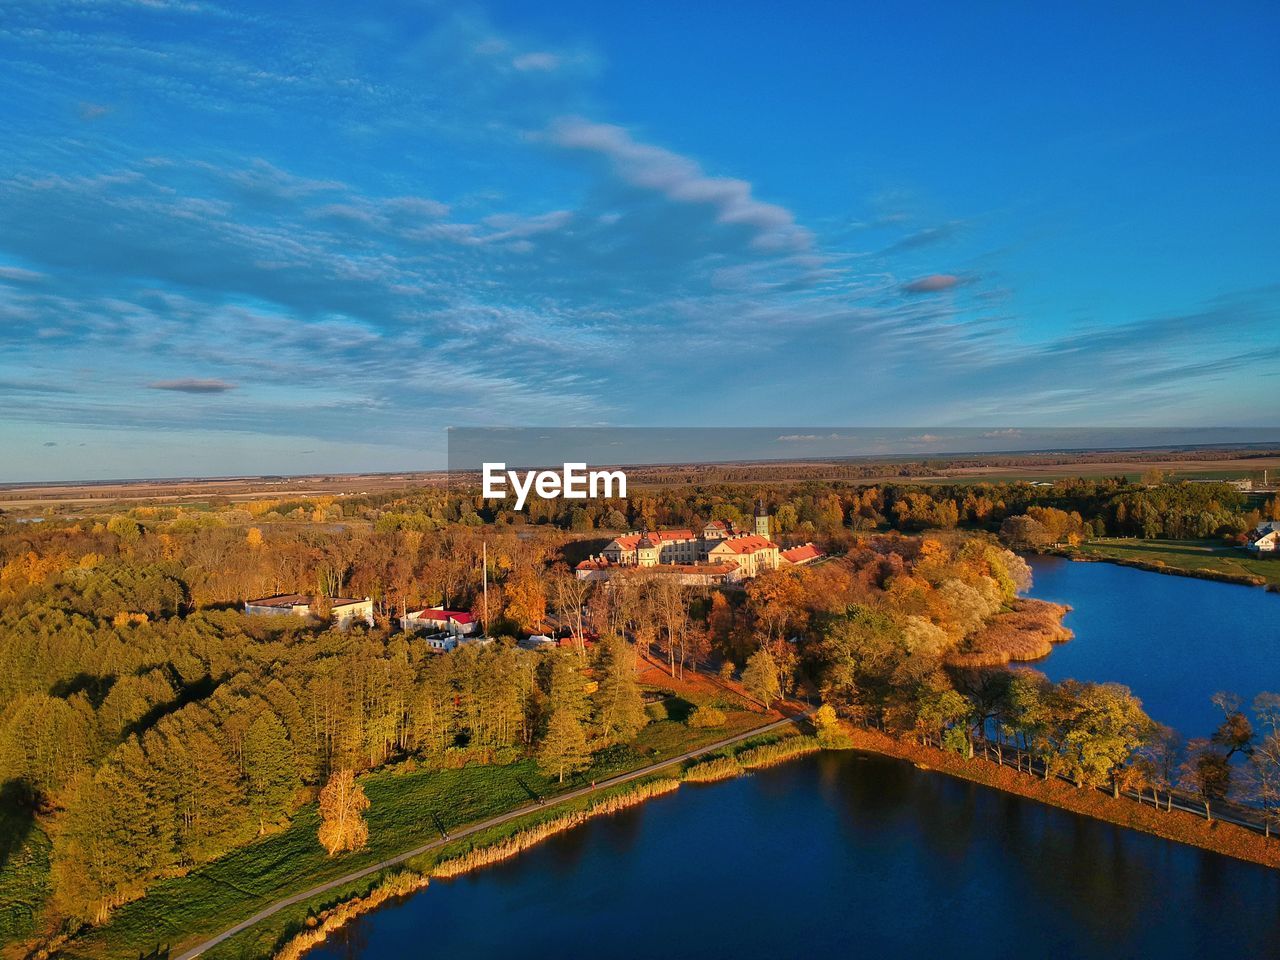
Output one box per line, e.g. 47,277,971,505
147,378,237,393
513,51,560,71
902,273,965,294
547,117,812,252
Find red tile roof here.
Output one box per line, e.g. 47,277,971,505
410,608,474,624
709,534,776,555
610,530,696,550
781,543,824,564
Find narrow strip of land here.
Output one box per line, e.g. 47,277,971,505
174,710,807,960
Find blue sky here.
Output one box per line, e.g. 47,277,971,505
1,0,1278,480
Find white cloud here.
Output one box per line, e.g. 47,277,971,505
547,117,812,252
513,51,560,72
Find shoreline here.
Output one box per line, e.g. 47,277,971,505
842,727,1280,871
1046,547,1279,592
270,727,1277,960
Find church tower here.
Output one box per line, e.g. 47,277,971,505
636,528,658,567
754,498,770,540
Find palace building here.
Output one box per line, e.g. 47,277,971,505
576,500,823,584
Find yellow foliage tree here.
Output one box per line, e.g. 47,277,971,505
318,769,370,856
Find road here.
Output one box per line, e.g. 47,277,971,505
173,709,809,960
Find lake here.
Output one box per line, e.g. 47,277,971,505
310,753,1280,960
1024,554,1280,738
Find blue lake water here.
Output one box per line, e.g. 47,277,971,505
310,753,1280,960
1023,554,1280,738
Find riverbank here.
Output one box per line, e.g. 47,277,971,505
1051,539,1280,591
14,702,778,960
145,713,809,960
269,736,828,960
273,779,682,960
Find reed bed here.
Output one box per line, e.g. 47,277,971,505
430,778,681,880
735,736,821,770
947,599,1072,667
682,755,744,783
275,871,429,960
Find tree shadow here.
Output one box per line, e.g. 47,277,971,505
49,672,116,708
121,671,221,741
0,779,34,872
661,696,695,723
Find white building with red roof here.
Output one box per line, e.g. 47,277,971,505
780,542,825,566
706,534,780,578
578,503,813,584
401,607,478,636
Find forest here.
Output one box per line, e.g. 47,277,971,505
1,477,1278,951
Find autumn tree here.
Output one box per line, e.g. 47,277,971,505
593,635,647,743
538,709,590,783
1179,739,1232,820
52,757,165,922
243,710,298,834
550,564,592,657
1135,723,1182,810
999,515,1053,551
1210,691,1254,759
742,648,782,710
318,769,370,856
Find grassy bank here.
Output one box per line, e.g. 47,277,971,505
270,778,682,960
210,728,812,960
48,704,766,960
1065,539,1280,589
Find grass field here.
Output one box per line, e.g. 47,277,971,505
52,702,766,960
1070,538,1280,588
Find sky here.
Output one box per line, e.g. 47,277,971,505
1,0,1278,481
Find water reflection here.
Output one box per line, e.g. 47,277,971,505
313,754,1280,960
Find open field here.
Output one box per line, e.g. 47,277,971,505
39,699,767,960
0,473,449,512
3,451,1276,516
1069,538,1280,588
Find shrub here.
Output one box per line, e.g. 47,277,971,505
688,705,727,729
645,700,669,722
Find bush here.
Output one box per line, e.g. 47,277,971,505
645,701,669,722
687,705,727,729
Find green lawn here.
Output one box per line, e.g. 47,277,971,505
1070,538,1280,588
57,706,767,960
